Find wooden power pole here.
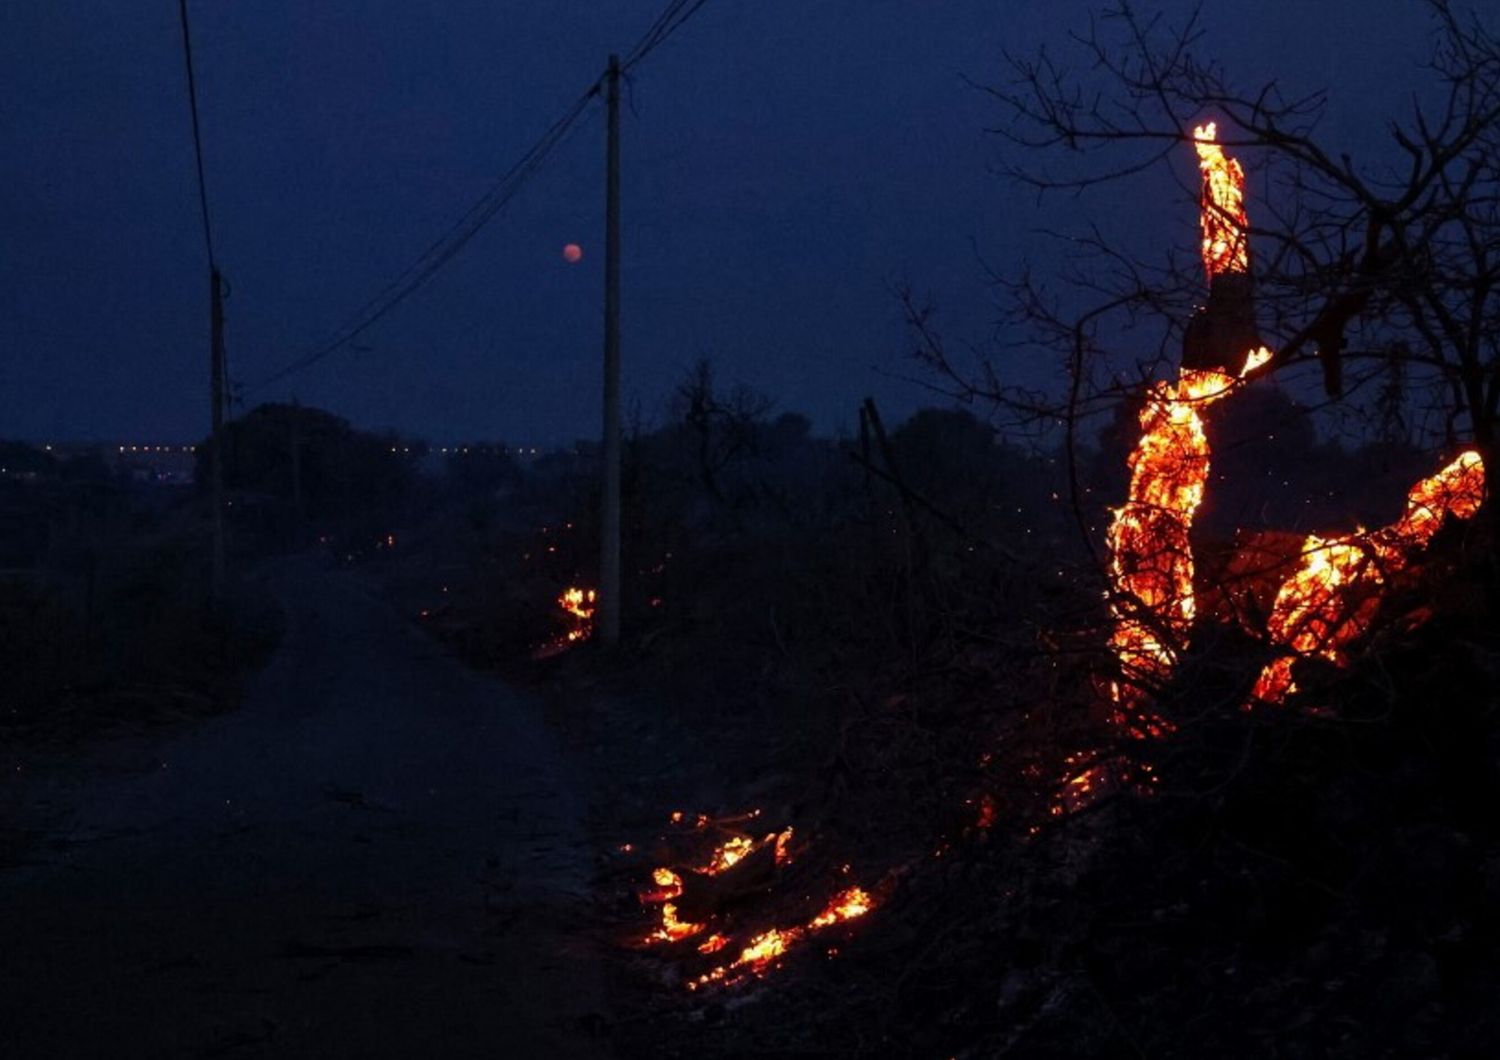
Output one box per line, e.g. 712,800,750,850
210,266,227,600
598,54,623,647
178,0,227,604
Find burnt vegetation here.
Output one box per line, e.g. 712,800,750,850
8,351,1495,1054
9,5,1500,1056
369,3,1500,1054
374,363,1496,1053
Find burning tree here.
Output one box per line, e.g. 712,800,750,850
914,1,1500,492
903,1,1499,711
1096,120,1486,717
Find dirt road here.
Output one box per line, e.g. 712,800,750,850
0,560,609,1058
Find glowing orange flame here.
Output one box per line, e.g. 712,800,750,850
1194,122,1249,276
773,827,795,865
640,866,685,905
698,835,755,874
558,586,597,643
808,886,873,929
1105,119,1265,711
1252,450,1486,702
1105,123,1488,722
1385,450,1487,547
640,818,870,983
696,933,729,955
641,821,795,948
1038,750,1120,819
688,886,875,991
1241,345,1273,374
560,586,596,619
1106,354,1266,718
687,827,791,877
640,867,706,943
534,585,599,658
1107,369,1232,698
653,902,705,943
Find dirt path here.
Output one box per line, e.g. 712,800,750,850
0,559,609,1058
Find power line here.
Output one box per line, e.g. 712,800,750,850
176,0,217,265
251,0,718,392
624,0,714,71
251,83,601,390
624,0,689,66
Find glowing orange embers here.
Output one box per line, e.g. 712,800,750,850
1252,450,1486,702
1102,120,1488,724
688,887,875,991
1106,360,1262,719
559,586,597,639
808,885,873,928
632,811,875,990
972,792,998,831
645,868,705,943
534,586,598,658
639,812,795,949
1104,123,1267,722
1194,122,1249,276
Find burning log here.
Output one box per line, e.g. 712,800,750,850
671,838,779,923
687,886,876,991
630,811,878,992
1251,450,1486,703
639,819,796,947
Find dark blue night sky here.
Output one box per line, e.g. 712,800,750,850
0,1,1449,445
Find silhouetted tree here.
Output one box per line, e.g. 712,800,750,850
197,403,415,533
667,358,774,512
910,1,1500,502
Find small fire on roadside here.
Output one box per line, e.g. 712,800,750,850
687,887,875,991
629,811,875,990
619,120,1489,1006
533,585,598,658
639,816,797,948
559,586,597,638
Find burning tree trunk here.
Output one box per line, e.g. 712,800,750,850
1183,125,1261,376
973,5,1500,492
1107,122,1486,717
1106,124,1270,720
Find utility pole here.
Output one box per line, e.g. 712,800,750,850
210,266,227,601
598,54,623,647
178,0,227,604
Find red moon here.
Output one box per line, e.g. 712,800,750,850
562,243,584,263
